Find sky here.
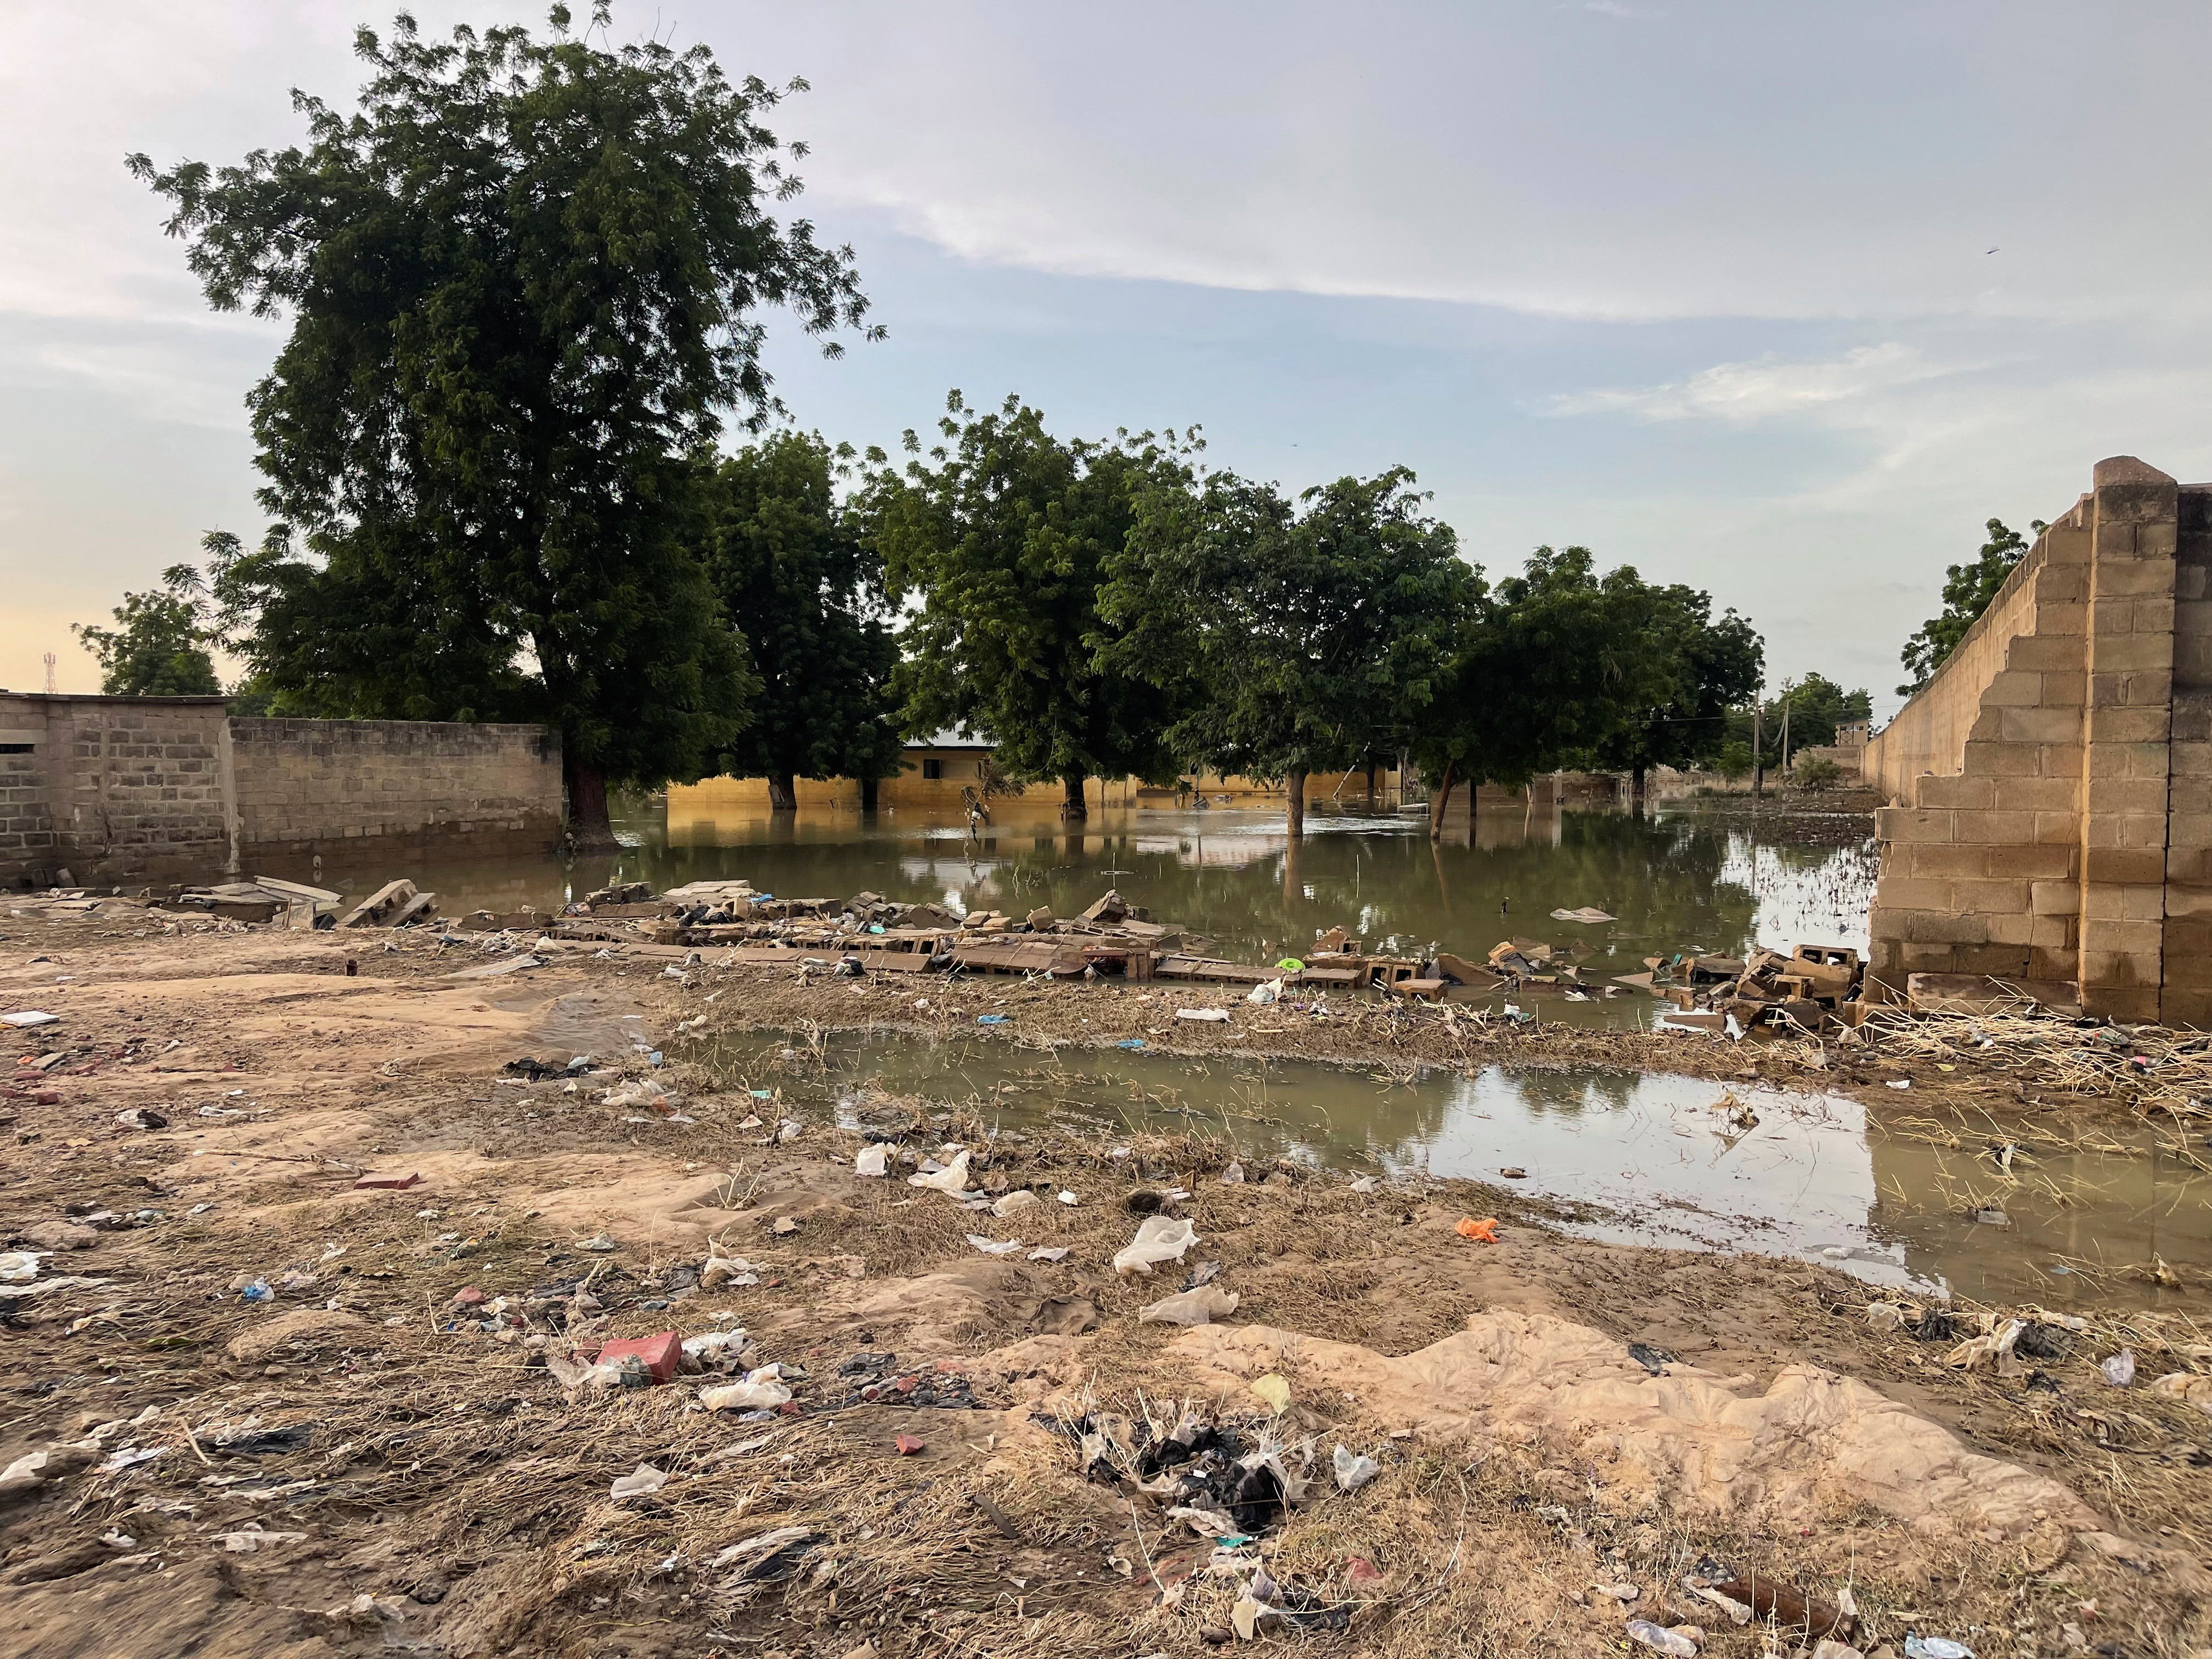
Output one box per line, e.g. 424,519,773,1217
6,2,2212,720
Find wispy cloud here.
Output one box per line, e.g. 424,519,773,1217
1581,2,1667,18
1548,343,1963,424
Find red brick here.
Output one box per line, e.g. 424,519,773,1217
598,1331,681,1384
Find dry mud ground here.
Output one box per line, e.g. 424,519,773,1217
1,912,2208,1659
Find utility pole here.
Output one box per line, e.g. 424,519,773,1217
1780,699,1792,779
1751,699,1764,800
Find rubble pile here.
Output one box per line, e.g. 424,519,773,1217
1611,943,1866,1036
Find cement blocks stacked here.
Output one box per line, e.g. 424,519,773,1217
1869,456,2212,1024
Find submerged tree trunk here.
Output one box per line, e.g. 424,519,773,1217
1285,768,1307,839
1631,761,1647,818
859,774,880,812
1061,773,1088,821
1427,760,1458,840
767,772,798,811
564,752,617,850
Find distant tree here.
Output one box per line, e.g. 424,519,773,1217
1409,546,1658,838
698,433,903,810
870,392,1198,820
1592,582,1765,811
1792,754,1844,790
1103,467,1477,836
129,7,876,843
1898,518,2041,696
72,564,221,696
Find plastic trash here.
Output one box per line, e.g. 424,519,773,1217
609,1463,669,1501
1331,1444,1380,1492
238,1278,274,1302
977,1014,1008,1025
1116,1039,1146,1049
1250,1374,1292,1415
1624,1621,1699,1656
1028,1245,1070,1262
965,1234,1024,1256
1276,958,1305,972
701,1374,794,1412
1865,1302,1906,1333
1,1011,59,1028
909,1149,972,1195
1903,1638,1975,1659
854,1143,890,1177
2101,1348,2136,1387
1246,978,1283,1006
1220,1161,1245,1184
1348,1175,1379,1193
991,1189,1039,1218
1455,1217,1500,1243
0,1252,42,1284
1176,1007,1231,1022
1549,906,1616,923
1139,1285,1240,1325
1113,1216,1199,1276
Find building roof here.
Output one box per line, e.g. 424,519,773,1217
906,728,995,751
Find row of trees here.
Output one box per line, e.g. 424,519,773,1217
91,7,1774,840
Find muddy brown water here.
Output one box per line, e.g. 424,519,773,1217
699,1029,2208,1315
269,793,1877,1032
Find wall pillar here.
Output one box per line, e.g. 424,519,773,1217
2075,458,2178,1021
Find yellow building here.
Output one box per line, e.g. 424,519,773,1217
668,731,1402,816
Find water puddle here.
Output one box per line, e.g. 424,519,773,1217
709,1030,2207,1311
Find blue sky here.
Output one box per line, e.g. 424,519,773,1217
7,1,2212,720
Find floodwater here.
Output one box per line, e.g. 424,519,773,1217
709,1029,2208,1312
272,793,1876,1032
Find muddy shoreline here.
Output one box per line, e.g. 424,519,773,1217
1,911,2207,1658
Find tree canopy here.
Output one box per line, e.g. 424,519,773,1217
1102,466,1477,833
1590,578,1765,803
698,432,902,808
1409,546,1666,834
128,5,875,839
1897,518,2038,696
72,563,222,697
868,393,1198,818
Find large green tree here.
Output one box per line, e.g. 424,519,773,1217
1591,579,1765,810
1897,517,2040,696
1102,466,1477,836
72,564,222,696
869,393,1197,820
699,432,902,809
1409,546,1662,837
129,7,875,843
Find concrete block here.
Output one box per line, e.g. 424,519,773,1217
1997,706,2081,746
2004,633,2079,672
1962,741,2039,777
1901,843,1987,879
1982,670,2045,707
2091,556,2178,598
2030,916,2072,950
1990,776,2075,812
1900,910,1989,945
1983,842,2072,879
2159,987,2212,1030
2087,632,2174,673
2035,743,2084,777
1914,775,1992,810
1876,805,1949,843
1874,877,1951,912
2080,847,2168,886
2036,670,2087,707
2081,916,2163,955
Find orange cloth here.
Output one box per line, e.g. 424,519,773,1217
1455,1216,1500,1243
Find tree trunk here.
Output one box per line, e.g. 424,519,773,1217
859,774,880,812
1285,769,1307,839
767,772,798,811
1428,759,1458,840
1364,759,1378,808
1631,761,1647,818
564,753,617,850
1061,773,1088,821
1751,703,1764,799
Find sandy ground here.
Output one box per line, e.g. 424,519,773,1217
1,908,2208,1659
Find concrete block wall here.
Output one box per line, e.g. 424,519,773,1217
0,694,233,881
228,718,562,858
0,697,562,883
1865,456,2212,1023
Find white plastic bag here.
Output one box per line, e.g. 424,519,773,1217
1113,1216,1198,1276
854,1142,890,1177
909,1149,972,1195
1140,1285,1239,1325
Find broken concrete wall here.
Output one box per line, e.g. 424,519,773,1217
0,697,562,885
1865,456,2212,1024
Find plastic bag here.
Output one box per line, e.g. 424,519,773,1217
1113,1215,1198,1276
701,1374,793,1412
1139,1285,1240,1325
854,1142,890,1177
1332,1444,1381,1492
909,1149,972,1195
